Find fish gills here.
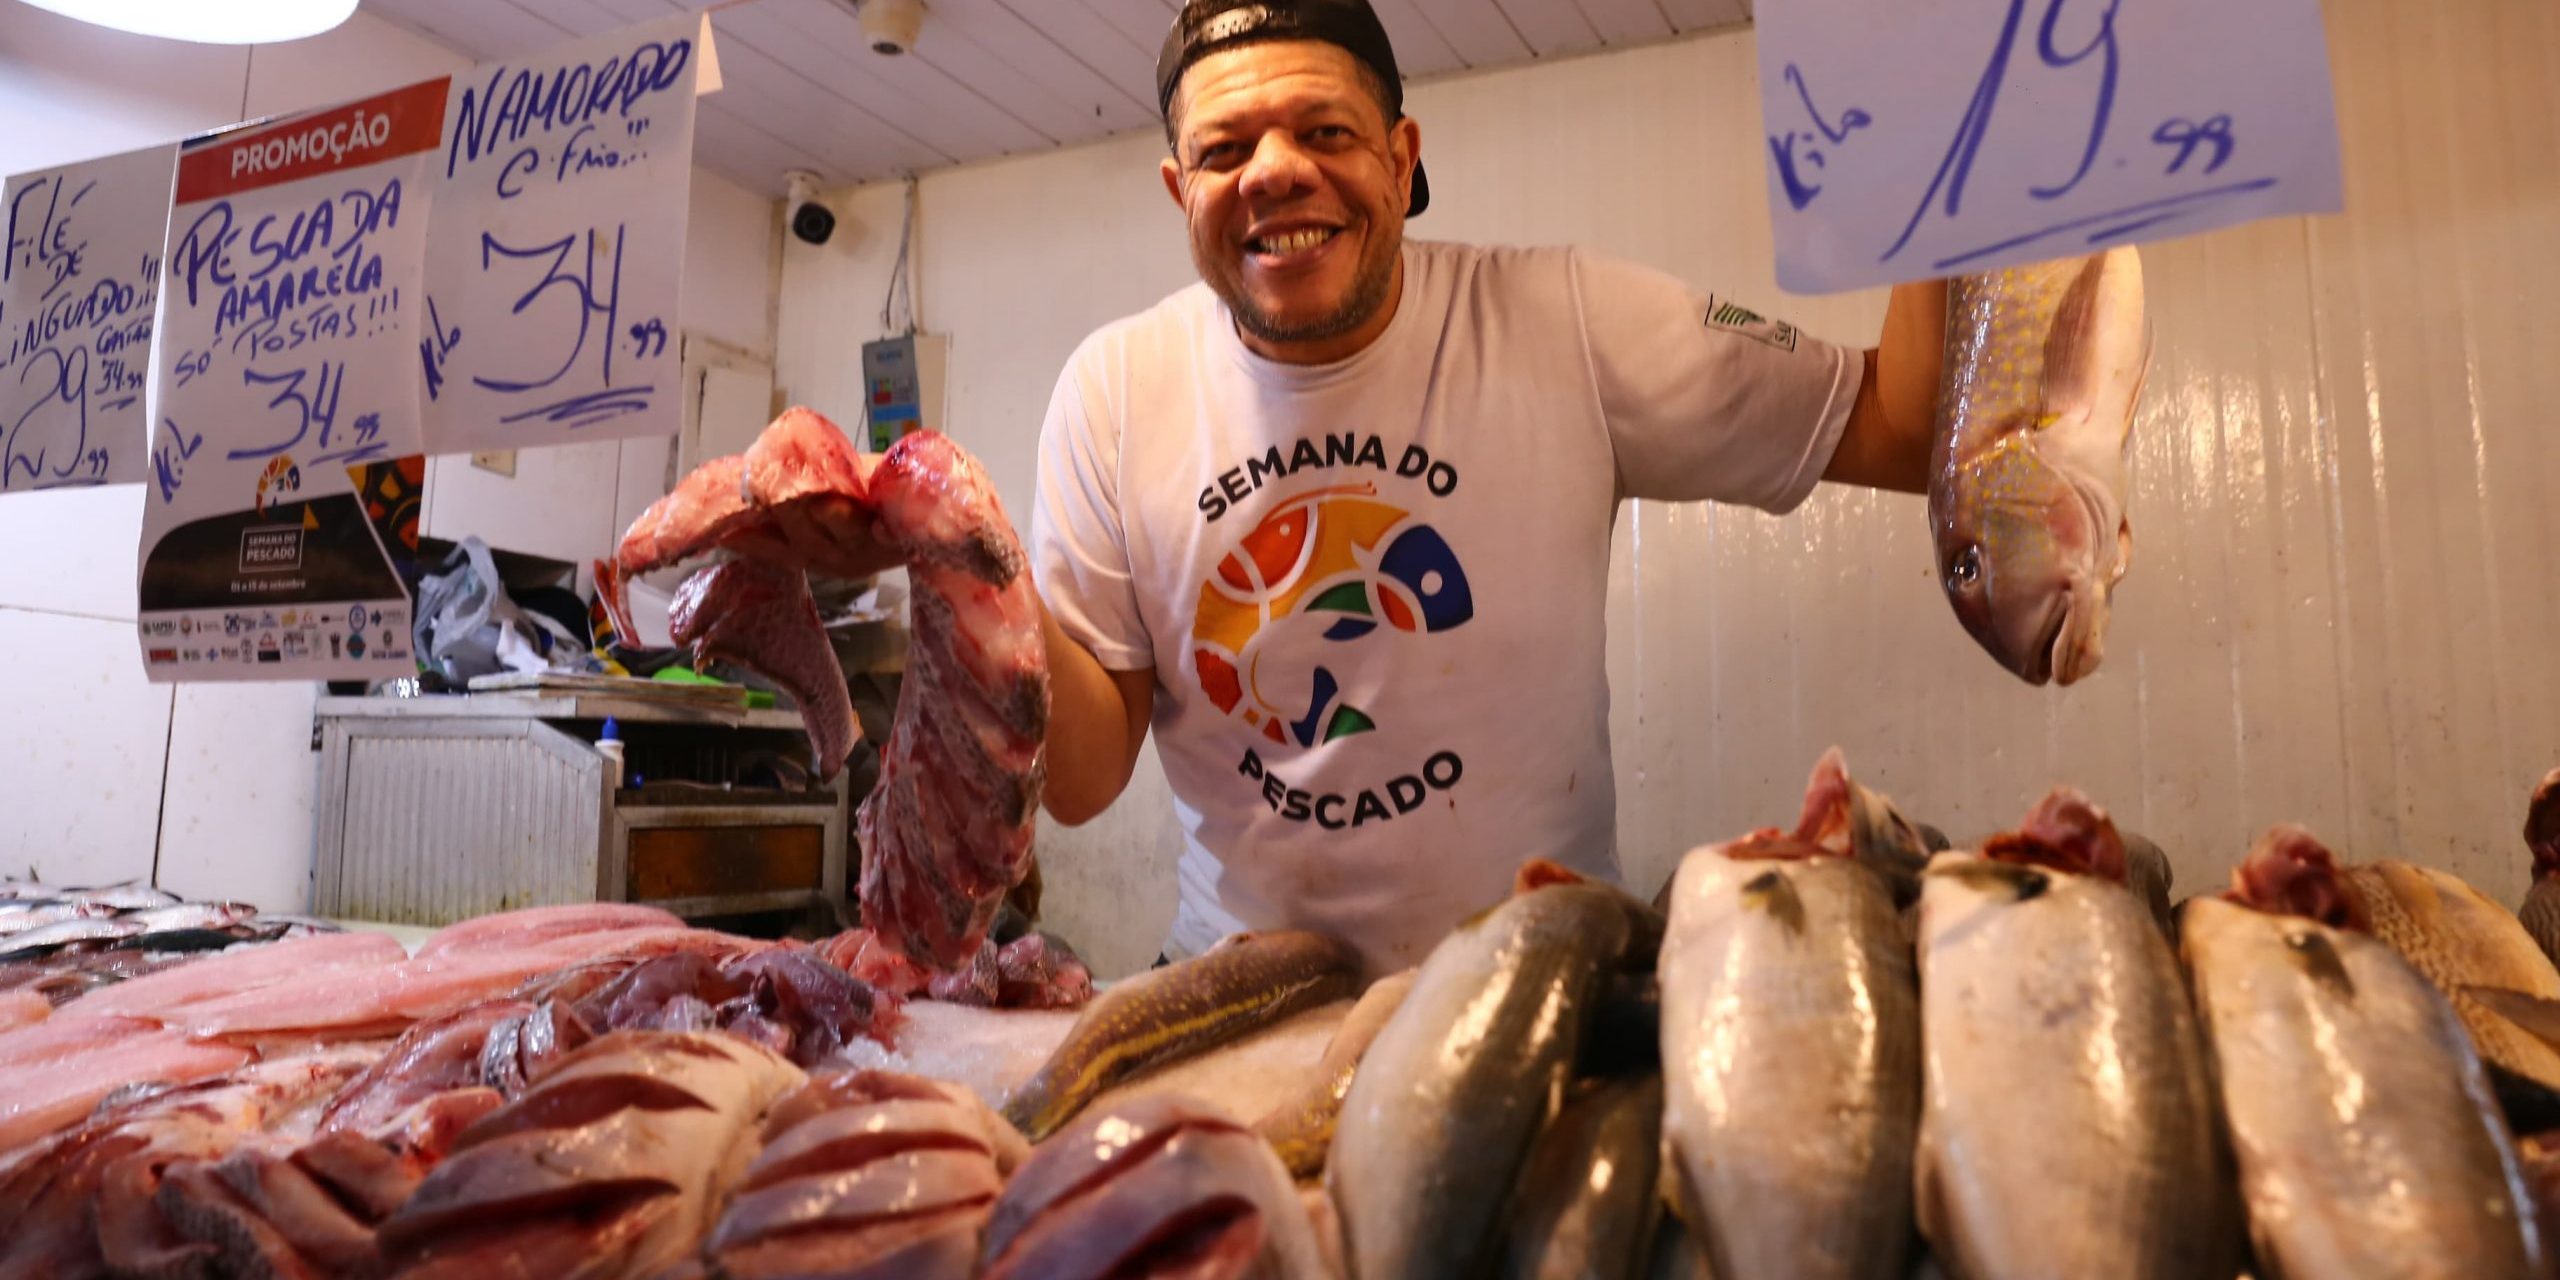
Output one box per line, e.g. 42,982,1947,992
1500,1074,1664,1280
1661,847,1919,1280
1000,930,1360,1142
1913,854,2236,1280
2181,896,2546,1280
2346,862,2560,1093
1327,884,1643,1280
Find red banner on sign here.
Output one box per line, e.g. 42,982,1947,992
177,77,450,204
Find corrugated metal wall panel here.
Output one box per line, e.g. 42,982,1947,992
330,733,599,924
776,3,2560,974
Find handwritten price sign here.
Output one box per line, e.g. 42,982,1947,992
137,80,447,683
419,12,716,454
0,144,174,493
1754,0,2345,294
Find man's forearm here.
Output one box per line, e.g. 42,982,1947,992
1826,279,1948,494
1037,601,1152,826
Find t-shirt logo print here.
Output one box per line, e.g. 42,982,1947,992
1191,482,1473,747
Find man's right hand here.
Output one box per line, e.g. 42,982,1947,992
1037,599,1155,826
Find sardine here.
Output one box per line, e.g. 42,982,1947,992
62,881,178,910
2181,893,2545,1278
1253,968,1416,1180
999,929,1360,1142
1929,246,2149,686
1659,772,1920,1280
1914,843,2237,1278
121,903,255,934
0,902,117,935
1327,881,1653,1280
1499,1074,1665,1280
2522,768,2560,968
0,916,145,957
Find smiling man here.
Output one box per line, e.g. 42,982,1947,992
1028,0,1948,976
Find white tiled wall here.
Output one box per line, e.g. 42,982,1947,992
777,0,2560,976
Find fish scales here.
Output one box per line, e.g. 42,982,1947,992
1000,929,1359,1142
1327,883,1645,1280
1913,855,2237,1280
2344,862,2560,1093
2182,896,2546,1279
1661,846,1918,1280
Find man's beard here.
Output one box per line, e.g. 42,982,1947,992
1210,227,1400,349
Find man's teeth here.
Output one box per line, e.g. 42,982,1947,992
1255,228,1335,255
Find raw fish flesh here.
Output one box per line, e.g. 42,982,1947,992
980,1093,1325,1280
684,1070,1022,1280
377,1030,804,1280
601,408,1049,970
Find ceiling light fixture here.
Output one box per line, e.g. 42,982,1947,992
14,0,359,45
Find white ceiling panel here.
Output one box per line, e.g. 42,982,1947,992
1369,0,1466,78
1573,0,1674,47
360,0,1751,195
1494,0,1601,58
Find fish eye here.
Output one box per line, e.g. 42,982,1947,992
1947,544,1982,590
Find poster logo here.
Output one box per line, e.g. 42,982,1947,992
253,456,302,516
239,526,304,574
1190,483,1472,747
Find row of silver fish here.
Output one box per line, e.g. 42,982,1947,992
1220,743,2554,1280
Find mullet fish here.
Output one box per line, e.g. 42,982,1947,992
1930,246,2149,686
2184,841,2546,1280
1658,749,1920,1280
1913,789,2238,1279
1327,878,1658,1280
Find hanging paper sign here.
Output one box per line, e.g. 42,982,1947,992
0,143,174,492
1754,0,2345,294
420,13,717,454
137,79,448,682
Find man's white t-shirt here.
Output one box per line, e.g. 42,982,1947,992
1031,239,1860,976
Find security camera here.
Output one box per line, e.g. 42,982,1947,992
859,0,924,56
784,170,835,247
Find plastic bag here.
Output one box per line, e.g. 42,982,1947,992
412,536,587,681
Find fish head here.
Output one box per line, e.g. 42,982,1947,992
2226,824,2366,931
2529,766,2560,881
1931,432,2129,687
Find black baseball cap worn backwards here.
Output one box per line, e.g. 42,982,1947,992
1155,0,1432,217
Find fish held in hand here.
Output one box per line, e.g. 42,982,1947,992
1930,246,2149,686
2182,882,2546,1280
602,407,1049,970
1659,751,1920,1280
1913,791,2237,1280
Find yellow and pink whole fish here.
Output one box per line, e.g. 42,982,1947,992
1930,247,2150,686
